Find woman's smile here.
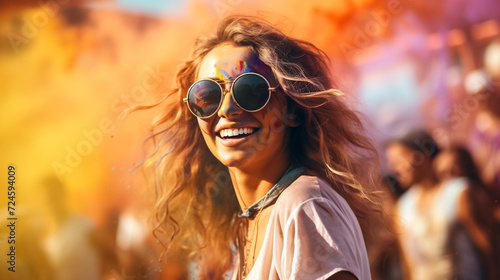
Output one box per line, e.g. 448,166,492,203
216,126,260,147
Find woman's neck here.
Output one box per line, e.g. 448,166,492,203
229,156,291,210
418,177,436,190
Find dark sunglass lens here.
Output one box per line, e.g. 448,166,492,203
233,74,270,111
187,80,222,117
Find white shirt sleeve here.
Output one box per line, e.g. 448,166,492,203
277,197,366,280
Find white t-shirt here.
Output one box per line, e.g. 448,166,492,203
232,175,371,280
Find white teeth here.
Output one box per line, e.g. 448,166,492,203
219,128,255,138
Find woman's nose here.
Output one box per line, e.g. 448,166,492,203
217,89,243,118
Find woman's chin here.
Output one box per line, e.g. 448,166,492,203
218,155,249,168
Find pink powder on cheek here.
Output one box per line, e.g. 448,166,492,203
272,119,283,130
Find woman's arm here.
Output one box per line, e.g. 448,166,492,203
457,189,491,258
457,188,496,278
392,203,412,280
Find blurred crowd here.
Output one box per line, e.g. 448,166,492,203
0,175,186,280
372,40,500,280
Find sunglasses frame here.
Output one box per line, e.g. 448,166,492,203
183,72,278,119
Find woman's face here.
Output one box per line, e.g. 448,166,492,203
195,44,290,171
385,143,429,188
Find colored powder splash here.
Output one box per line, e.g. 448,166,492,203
213,60,253,80
213,65,231,80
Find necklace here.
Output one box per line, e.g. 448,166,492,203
239,167,304,218
240,207,264,279
238,166,304,279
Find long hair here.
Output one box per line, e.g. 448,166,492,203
446,146,483,185
140,16,381,279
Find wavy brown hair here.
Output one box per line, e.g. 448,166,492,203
139,16,381,279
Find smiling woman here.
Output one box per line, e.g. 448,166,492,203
139,16,381,280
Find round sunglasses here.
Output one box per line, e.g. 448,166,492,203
183,72,278,118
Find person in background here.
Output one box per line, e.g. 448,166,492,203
369,174,403,280
41,176,109,280
433,146,499,279
384,131,438,280
385,130,439,193
385,131,494,279
465,41,500,202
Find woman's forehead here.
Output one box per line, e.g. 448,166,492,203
197,44,271,80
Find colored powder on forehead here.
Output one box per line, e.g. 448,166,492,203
214,67,230,80
212,59,254,80
241,61,251,73
232,61,252,74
